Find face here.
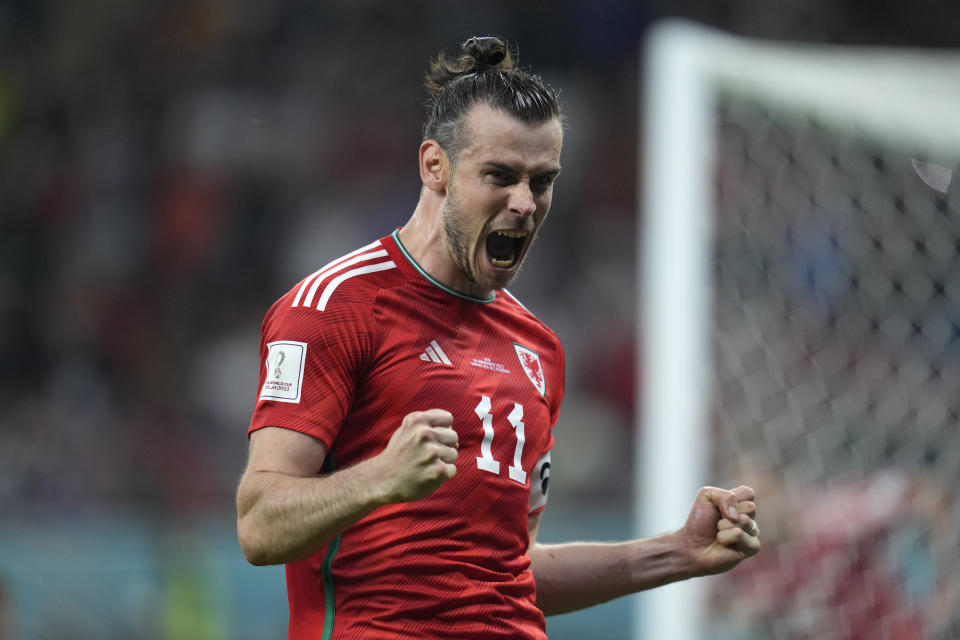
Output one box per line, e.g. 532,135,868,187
441,103,563,297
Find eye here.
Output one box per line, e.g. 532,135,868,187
531,175,556,194
488,170,513,185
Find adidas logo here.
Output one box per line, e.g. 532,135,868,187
419,340,452,366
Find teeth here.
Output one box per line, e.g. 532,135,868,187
490,258,515,267
495,230,528,239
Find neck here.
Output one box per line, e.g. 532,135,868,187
397,189,444,265
398,189,489,299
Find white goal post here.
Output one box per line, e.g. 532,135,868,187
635,21,960,640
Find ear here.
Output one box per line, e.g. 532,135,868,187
419,139,449,194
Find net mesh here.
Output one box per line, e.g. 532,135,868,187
706,94,960,640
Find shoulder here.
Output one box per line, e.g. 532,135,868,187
263,237,406,332
498,289,563,349
288,238,404,311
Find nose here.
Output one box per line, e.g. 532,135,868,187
508,182,537,218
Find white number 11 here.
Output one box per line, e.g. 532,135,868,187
474,395,527,484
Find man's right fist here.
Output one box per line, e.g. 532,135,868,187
376,409,459,503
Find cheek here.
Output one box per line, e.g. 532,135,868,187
456,184,490,212
535,196,552,221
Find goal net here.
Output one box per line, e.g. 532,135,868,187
635,22,960,640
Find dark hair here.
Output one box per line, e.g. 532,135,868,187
422,36,562,163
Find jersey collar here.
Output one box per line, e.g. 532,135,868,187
391,230,495,304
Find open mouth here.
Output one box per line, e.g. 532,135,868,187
485,229,529,269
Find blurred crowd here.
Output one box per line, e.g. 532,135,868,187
3,0,958,518
0,0,647,516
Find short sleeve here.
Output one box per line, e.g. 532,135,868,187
247,294,371,447
549,336,566,428
537,333,565,457
529,335,562,514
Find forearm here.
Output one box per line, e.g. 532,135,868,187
236,458,388,566
530,530,696,615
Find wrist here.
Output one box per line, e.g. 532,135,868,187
342,455,396,509
620,530,702,592
654,529,703,583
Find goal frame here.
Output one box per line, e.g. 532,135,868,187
634,20,960,640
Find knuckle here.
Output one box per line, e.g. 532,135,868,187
425,466,446,485
699,485,720,499
430,409,454,425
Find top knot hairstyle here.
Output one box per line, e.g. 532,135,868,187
422,36,562,163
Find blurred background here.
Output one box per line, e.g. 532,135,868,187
1,1,959,638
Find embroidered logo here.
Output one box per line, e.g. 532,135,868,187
513,343,545,397
419,339,453,366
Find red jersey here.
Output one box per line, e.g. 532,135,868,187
248,231,565,639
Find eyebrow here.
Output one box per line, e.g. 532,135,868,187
481,161,562,178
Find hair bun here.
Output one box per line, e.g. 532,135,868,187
422,35,561,149
423,34,517,95
462,36,508,69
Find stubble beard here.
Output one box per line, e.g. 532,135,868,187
441,182,533,294
442,186,484,289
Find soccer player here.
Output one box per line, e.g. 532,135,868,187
236,36,760,639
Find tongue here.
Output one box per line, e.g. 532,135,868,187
486,233,516,264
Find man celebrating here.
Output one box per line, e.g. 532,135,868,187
236,35,759,639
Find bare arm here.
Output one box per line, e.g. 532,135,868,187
236,427,386,565
528,486,760,616
236,410,459,566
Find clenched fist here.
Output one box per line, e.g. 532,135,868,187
375,409,460,503
680,485,760,577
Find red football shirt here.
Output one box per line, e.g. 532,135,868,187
248,231,565,639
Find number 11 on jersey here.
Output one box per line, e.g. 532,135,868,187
474,395,527,484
